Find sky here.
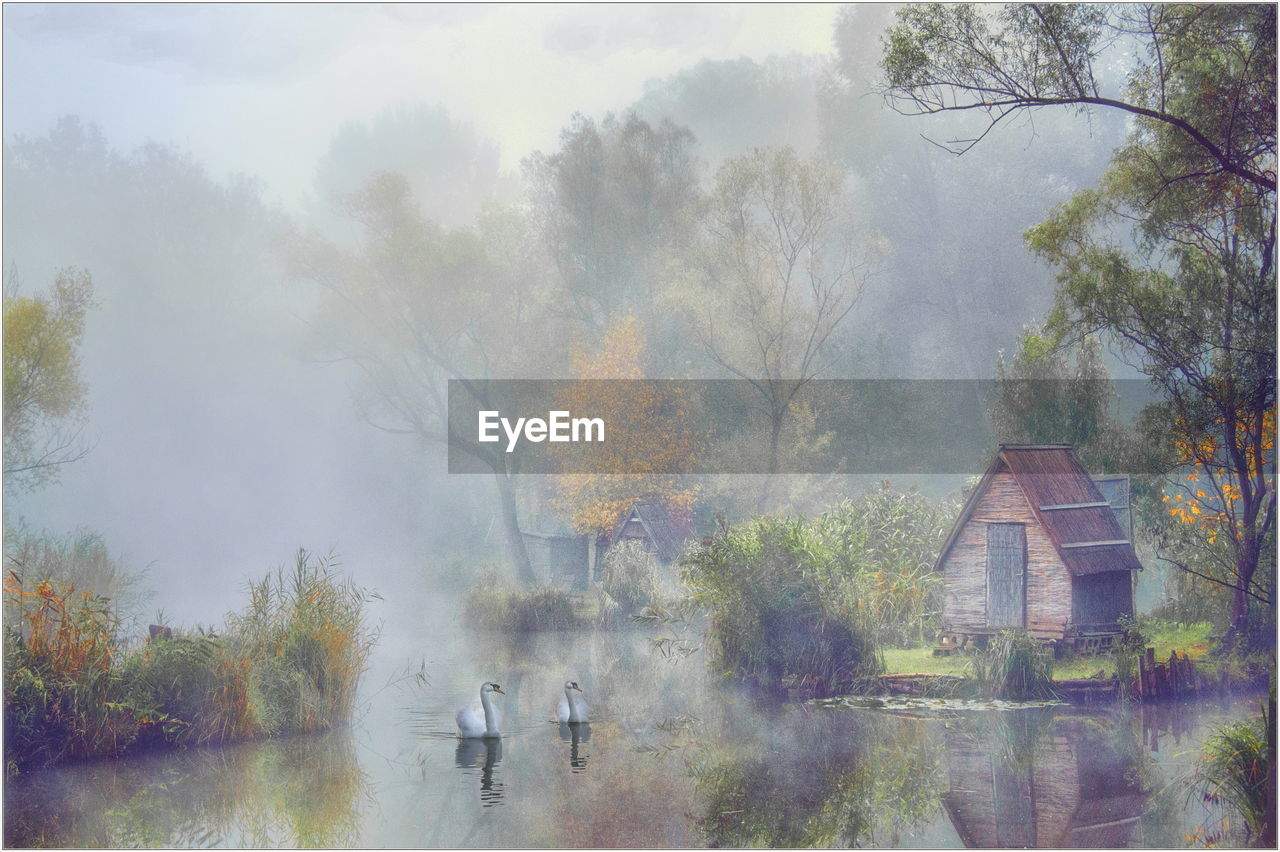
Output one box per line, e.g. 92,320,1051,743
4,3,843,207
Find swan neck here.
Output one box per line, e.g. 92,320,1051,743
564,687,579,721
481,689,497,733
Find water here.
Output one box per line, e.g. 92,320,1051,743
4,615,1266,848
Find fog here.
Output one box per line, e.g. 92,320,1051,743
4,3,1129,626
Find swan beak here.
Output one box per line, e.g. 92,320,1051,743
572,684,582,692
492,685,504,694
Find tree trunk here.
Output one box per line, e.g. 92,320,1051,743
494,472,536,585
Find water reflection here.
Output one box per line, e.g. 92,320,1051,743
559,722,592,772
943,710,1148,848
3,729,368,848
454,738,504,807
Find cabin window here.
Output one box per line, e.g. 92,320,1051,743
1072,571,1133,628
986,523,1026,627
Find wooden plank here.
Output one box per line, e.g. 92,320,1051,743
1061,539,1131,549
1039,501,1110,511
987,523,1026,627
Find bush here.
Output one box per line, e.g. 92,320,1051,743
463,571,581,632
967,629,1056,699
3,548,376,775
601,540,659,615
683,514,883,697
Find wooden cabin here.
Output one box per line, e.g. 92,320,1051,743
934,445,1142,651
522,531,590,589
598,501,689,567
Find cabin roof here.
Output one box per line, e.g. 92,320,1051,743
611,501,687,563
934,445,1143,576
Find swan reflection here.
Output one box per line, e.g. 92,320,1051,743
558,722,591,773
454,737,504,806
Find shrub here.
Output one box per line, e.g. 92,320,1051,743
3,548,376,774
601,540,658,615
463,571,581,632
683,514,882,697
967,629,1055,699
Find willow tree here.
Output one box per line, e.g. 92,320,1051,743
287,173,562,584
3,266,95,493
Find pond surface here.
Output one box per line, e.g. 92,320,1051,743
4,612,1266,848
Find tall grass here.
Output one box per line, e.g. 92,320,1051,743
682,515,883,697
601,540,659,616
3,549,376,775
463,570,581,631
1193,700,1275,847
967,629,1056,699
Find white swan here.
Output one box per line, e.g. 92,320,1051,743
456,682,504,738
556,680,589,724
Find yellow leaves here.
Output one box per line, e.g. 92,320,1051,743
553,315,698,534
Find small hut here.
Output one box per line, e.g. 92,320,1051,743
598,501,689,567
934,445,1142,651
522,531,590,589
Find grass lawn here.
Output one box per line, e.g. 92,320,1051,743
881,621,1215,681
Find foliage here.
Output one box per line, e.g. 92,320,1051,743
683,514,869,696
2,266,95,492
1192,702,1275,847
3,573,135,773
3,549,375,775
225,549,377,736
677,146,873,479
462,570,582,632
992,332,1138,472
524,111,700,335
967,629,1056,700
819,485,958,647
1111,616,1148,701
551,315,698,535
4,522,149,631
600,540,659,617
286,171,562,583
880,4,1275,194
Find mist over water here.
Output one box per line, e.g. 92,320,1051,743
4,4,1266,849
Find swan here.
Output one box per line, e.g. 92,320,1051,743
556,680,589,724
456,682,504,738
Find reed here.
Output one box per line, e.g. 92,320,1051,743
3,548,376,775
463,570,582,631
1193,700,1274,847
967,629,1056,699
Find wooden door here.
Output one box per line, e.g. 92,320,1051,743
987,523,1026,628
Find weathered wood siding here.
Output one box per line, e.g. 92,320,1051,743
941,471,1073,635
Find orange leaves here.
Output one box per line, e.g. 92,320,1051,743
553,316,698,534
4,571,116,679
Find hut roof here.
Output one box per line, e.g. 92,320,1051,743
935,445,1143,576
611,501,688,563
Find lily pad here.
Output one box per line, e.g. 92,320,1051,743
811,695,1065,714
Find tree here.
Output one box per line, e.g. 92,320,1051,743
992,331,1136,472
287,173,562,584
3,266,95,493
681,147,872,475
524,112,701,349
881,4,1275,192
883,2,1276,648
551,316,696,536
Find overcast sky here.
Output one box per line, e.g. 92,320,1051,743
4,3,842,206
